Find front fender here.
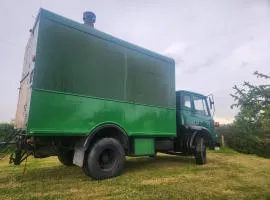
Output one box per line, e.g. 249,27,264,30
186,125,215,148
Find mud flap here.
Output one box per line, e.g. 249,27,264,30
73,137,89,167
73,148,85,167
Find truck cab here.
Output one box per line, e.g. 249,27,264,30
176,90,217,150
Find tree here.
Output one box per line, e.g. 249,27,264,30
230,71,270,134
220,71,270,158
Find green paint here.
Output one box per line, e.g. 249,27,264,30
176,90,217,143
33,9,175,109
23,9,176,140
38,9,174,64
17,8,218,161
27,89,176,137
133,138,155,155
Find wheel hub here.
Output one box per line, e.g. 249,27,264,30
101,154,109,163
99,149,116,170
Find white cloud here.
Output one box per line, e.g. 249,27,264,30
164,43,188,56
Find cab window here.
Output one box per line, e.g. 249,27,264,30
183,95,191,109
193,96,209,115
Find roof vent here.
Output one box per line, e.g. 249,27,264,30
83,11,96,28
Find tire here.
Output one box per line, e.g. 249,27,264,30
194,136,207,165
58,150,74,166
83,138,125,180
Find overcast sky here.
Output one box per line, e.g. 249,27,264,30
0,0,270,123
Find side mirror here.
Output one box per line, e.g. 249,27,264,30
209,97,214,109
207,94,215,116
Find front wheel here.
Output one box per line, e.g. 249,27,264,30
194,136,207,165
83,138,125,180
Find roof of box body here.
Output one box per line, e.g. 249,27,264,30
37,8,175,65
176,90,206,97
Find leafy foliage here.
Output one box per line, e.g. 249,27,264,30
217,125,270,158
222,71,270,158
230,71,270,133
0,123,14,140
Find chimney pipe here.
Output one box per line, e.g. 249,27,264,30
83,11,96,28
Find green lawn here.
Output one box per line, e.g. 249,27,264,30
0,150,270,200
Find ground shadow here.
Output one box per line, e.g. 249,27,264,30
125,154,195,172
14,154,195,182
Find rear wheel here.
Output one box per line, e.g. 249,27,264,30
58,150,74,166
83,138,125,180
194,136,207,165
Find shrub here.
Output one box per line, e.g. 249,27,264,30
0,123,14,140
217,125,270,158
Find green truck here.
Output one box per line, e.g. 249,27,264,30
12,9,217,180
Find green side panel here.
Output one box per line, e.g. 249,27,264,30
27,90,176,137
133,138,155,155
33,9,175,109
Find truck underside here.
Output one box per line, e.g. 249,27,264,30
11,124,212,171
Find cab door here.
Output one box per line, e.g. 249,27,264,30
179,93,197,126
191,94,213,130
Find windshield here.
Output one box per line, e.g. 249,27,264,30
193,96,210,116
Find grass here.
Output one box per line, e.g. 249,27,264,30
0,150,270,200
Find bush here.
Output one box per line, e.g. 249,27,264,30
217,125,270,158
0,123,14,141
255,138,270,158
